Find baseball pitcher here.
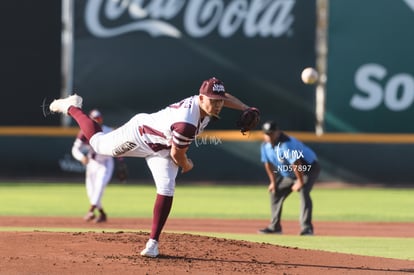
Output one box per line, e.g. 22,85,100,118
49,77,259,257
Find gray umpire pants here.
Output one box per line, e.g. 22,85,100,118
268,161,321,232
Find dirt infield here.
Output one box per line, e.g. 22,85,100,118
1,217,413,274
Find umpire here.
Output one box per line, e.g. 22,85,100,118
258,120,321,236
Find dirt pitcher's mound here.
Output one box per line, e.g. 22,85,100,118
1,231,413,275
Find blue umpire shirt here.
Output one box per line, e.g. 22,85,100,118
260,133,317,178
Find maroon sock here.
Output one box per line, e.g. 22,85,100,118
68,107,102,140
150,194,173,241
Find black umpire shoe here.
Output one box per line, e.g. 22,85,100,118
258,228,282,234
300,228,314,236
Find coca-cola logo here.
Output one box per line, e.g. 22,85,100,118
85,0,295,38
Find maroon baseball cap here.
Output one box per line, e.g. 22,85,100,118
199,77,228,99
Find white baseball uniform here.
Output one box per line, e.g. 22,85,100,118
72,124,114,208
89,95,210,196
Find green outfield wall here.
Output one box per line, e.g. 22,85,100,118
2,1,414,184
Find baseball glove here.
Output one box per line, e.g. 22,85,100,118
236,107,260,135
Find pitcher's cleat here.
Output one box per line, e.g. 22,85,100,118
140,239,159,258
49,94,83,115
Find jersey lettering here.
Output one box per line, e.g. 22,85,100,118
112,141,137,156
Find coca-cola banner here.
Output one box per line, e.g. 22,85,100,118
73,0,317,130
325,0,414,133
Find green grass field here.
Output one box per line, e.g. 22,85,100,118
0,182,413,260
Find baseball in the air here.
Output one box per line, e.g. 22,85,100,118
301,67,319,85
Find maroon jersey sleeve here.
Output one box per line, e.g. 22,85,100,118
171,122,197,148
